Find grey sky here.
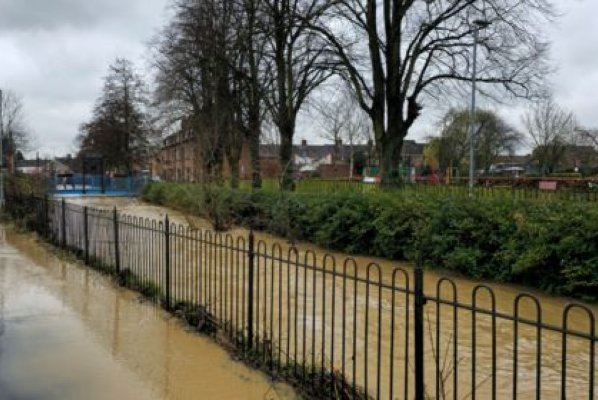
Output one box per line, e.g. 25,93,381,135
0,0,596,157
0,0,170,157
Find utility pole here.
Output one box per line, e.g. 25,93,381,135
0,89,4,208
468,20,491,196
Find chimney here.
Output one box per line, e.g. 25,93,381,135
301,139,307,147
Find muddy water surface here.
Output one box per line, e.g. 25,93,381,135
0,226,296,400
66,196,598,399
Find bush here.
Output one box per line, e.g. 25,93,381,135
143,182,598,302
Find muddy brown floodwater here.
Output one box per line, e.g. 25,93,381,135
65,196,598,399
0,225,297,400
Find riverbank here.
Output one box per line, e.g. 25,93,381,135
66,195,598,328
142,182,598,302
0,225,296,400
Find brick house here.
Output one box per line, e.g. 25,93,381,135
153,129,425,182
153,129,196,181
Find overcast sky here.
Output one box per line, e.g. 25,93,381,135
0,0,597,158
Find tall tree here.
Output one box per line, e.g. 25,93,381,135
433,108,521,174
153,0,220,182
0,90,31,170
260,0,335,189
315,0,554,184
78,58,153,173
234,0,269,189
154,0,261,187
523,97,575,175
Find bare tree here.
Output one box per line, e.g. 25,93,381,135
575,127,598,149
314,83,370,177
260,0,336,189
233,0,270,189
153,0,229,183
313,0,554,184
1,90,31,170
154,0,269,188
523,97,575,176
314,93,348,148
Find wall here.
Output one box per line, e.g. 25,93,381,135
318,163,351,179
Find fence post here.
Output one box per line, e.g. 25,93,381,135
414,258,426,400
82,163,86,195
113,207,120,276
247,229,255,350
84,206,89,264
61,198,66,248
29,192,36,233
44,196,49,240
164,214,171,310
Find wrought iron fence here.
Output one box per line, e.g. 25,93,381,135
5,194,597,399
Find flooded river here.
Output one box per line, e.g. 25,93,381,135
0,226,296,400
63,197,598,399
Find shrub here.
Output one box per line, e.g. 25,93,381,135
143,182,598,302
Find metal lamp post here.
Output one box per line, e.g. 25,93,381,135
468,19,491,196
0,89,4,208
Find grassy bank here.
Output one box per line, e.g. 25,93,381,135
143,182,598,302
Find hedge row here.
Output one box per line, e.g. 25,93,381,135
143,182,598,302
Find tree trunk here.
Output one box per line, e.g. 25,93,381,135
229,158,240,189
378,127,405,187
349,144,354,180
248,116,262,189
226,129,243,190
279,124,294,191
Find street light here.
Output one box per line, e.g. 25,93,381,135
468,19,491,196
0,89,4,208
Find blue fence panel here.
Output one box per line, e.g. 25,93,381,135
51,174,148,197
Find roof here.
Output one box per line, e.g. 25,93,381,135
260,140,423,161
494,154,532,165
163,130,194,147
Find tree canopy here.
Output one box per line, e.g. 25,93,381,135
316,0,554,183
1,89,31,165
428,108,521,174
147,0,556,188
523,97,575,175
78,58,154,173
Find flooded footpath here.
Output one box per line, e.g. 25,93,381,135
0,226,296,400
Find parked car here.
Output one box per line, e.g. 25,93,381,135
362,176,380,184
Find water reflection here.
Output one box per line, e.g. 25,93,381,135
0,227,295,400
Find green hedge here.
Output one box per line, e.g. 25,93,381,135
143,182,598,302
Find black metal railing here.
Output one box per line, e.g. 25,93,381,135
5,194,597,399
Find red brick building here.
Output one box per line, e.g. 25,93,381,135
152,131,280,182
153,131,424,182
